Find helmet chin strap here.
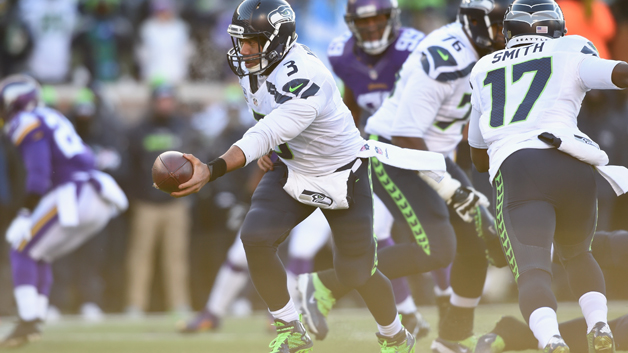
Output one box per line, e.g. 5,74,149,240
506,35,550,49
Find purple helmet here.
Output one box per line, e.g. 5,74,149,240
0,74,41,123
345,0,401,55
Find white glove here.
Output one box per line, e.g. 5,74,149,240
6,209,32,250
448,187,490,223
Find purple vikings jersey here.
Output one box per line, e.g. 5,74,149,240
328,27,424,115
4,106,95,195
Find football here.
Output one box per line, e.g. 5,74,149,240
152,151,194,194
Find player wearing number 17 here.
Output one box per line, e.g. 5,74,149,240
172,0,426,352
468,0,628,352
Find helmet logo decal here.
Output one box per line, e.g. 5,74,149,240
268,5,295,29
536,26,548,34
228,24,245,36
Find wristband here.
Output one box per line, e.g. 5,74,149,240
207,158,227,182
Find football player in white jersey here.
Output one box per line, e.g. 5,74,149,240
468,0,628,352
171,0,417,351
299,1,513,352
0,75,127,348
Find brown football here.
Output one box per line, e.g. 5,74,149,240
152,151,194,194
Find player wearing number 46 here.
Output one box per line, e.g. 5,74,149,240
171,0,447,352
468,0,628,353
0,75,128,348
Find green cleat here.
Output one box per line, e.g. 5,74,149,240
297,273,336,340
587,322,615,353
268,319,314,353
377,328,416,353
543,335,570,353
475,333,505,353
431,335,478,353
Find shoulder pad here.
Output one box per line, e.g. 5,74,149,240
9,112,43,146
421,45,476,82
558,35,599,57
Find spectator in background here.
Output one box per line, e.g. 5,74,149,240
125,82,198,317
19,0,79,83
0,0,32,77
557,0,615,59
135,0,193,84
72,0,134,83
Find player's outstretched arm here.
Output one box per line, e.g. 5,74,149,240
612,62,628,89
171,146,246,197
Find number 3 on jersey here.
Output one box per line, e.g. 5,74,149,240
484,57,552,128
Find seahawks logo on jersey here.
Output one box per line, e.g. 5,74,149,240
266,79,320,104
421,45,476,82
268,5,295,28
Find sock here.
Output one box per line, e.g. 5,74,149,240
286,270,301,305
396,295,417,314
14,285,39,321
450,293,481,308
37,294,49,321
579,291,608,333
207,263,249,317
378,313,402,338
529,307,560,349
434,285,453,297
439,304,476,341
269,298,300,323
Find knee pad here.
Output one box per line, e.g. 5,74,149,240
334,255,374,289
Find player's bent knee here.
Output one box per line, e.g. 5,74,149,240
335,261,373,289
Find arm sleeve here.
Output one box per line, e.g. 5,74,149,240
233,99,318,165
579,56,624,90
19,136,52,195
468,89,488,149
390,67,450,138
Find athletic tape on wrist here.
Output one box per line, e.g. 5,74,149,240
207,158,227,182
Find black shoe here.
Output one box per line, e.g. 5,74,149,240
0,320,41,348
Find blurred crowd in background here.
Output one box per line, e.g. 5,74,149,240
0,0,627,321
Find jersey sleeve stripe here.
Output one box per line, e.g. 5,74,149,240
13,120,42,146
435,62,476,82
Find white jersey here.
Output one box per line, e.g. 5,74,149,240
468,35,623,181
233,43,364,176
365,23,479,156
19,0,78,82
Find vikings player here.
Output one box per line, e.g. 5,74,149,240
0,75,127,348
326,0,434,338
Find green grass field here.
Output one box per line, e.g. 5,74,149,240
1,301,626,353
